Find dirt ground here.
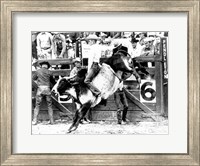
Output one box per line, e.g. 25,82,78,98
32,119,168,135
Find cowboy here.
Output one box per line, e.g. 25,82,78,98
112,45,140,124
84,34,102,97
112,44,141,83
69,58,91,124
114,81,129,124
69,58,87,84
32,61,55,125
70,57,82,77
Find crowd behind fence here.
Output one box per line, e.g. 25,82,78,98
32,31,168,62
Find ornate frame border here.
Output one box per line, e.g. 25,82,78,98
1,1,199,165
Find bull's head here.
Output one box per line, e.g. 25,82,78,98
119,52,133,71
108,46,133,73
52,77,76,100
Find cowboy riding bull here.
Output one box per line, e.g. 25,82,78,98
52,45,141,132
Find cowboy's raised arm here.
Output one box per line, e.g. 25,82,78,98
132,67,141,84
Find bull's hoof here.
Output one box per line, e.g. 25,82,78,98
68,125,78,133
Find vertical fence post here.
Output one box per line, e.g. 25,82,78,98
155,38,165,114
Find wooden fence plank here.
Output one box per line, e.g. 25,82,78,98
51,95,74,120
32,70,71,76
123,88,157,121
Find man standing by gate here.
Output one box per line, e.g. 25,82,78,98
32,61,55,125
114,81,129,124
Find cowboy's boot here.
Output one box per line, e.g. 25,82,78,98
87,83,101,96
48,108,54,125
117,109,122,124
32,107,39,125
122,107,129,124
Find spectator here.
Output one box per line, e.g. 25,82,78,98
32,32,38,60
67,43,76,59
140,37,155,57
135,32,147,46
131,38,151,78
147,32,156,38
121,32,133,42
66,34,72,43
112,32,123,39
32,61,55,125
52,32,66,59
99,32,111,45
36,32,53,59
154,33,163,55
66,35,75,59
131,38,141,58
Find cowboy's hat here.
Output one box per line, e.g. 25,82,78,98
155,32,165,37
143,37,155,43
85,34,100,40
135,32,147,35
113,44,128,55
99,32,107,37
131,38,139,43
39,61,51,69
73,57,81,63
148,32,156,37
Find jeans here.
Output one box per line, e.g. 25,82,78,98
114,90,128,122
33,86,54,124
84,63,101,96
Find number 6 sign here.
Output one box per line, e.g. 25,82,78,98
140,79,156,103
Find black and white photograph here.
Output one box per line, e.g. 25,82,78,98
31,31,168,135
2,0,199,164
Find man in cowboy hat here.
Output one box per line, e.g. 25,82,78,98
131,37,141,58
32,61,55,125
112,45,141,124
69,57,87,85
140,37,155,57
69,57,91,124
114,81,129,125
70,57,82,78
135,32,147,47
84,34,102,96
99,32,111,45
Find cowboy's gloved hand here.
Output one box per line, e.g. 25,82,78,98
133,72,141,84
137,77,141,84
135,77,141,89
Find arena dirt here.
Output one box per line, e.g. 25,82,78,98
32,119,168,135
